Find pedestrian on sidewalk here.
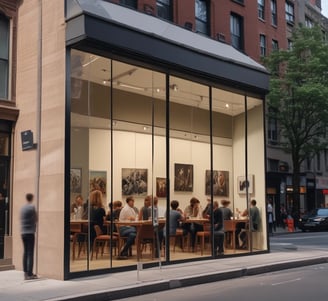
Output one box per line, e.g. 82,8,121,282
267,199,274,235
20,193,38,280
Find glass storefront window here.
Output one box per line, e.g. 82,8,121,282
68,49,267,275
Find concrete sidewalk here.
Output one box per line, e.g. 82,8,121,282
1,232,327,301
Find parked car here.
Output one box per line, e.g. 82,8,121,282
298,208,328,232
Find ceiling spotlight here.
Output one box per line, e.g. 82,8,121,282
103,80,107,85
156,88,161,93
225,103,230,108
143,126,148,131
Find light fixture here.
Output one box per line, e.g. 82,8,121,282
117,81,145,91
143,126,148,131
82,56,99,67
170,84,178,92
156,88,161,93
225,103,230,108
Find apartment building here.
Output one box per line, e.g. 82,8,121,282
0,0,20,270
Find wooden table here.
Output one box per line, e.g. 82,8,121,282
224,218,249,250
115,219,166,260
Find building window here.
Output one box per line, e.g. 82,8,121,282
260,34,266,56
231,0,244,4
0,14,10,100
156,0,172,21
287,39,292,50
325,150,328,172
195,0,210,35
271,0,277,26
230,13,243,51
268,109,278,144
306,157,312,171
119,0,138,9
258,0,265,20
268,159,279,171
305,16,314,28
317,153,321,171
285,1,294,24
272,39,278,51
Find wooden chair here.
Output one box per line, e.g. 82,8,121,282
170,228,185,252
196,223,211,255
91,225,118,260
115,224,133,257
71,222,87,260
224,220,235,249
138,223,157,259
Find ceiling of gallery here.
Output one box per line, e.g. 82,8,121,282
71,50,262,118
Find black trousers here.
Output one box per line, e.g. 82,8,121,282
22,234,35,276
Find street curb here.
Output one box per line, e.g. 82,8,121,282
47,257,328,301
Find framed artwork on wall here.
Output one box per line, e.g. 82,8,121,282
70,168,82,193
174,163,193,192
237,174,254,194
156,177,167,198
89,170,107,195
205,170,229,196
122,168,148,196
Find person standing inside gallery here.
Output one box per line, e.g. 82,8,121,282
20,193,38,280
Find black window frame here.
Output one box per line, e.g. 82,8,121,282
258,0,265,20
271,0,277,26
285,1,294,24
119,0,138,9
272,39,278,51
156,0,173,21
260,34,266,57
0,13,10,100
195,0,210,36
230,13,244,51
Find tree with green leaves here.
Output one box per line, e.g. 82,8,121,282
264,25,328,211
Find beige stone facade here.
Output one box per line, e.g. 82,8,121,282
13,0,66,279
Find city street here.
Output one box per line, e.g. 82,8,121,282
116,231,328,301
115,263,328,301
270,231,328,251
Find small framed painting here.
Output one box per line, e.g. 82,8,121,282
237,174,254,194
70,168,82,193
174,163,193,192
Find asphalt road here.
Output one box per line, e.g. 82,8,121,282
116,231,328,301
116,263,328,301
270,231,328,251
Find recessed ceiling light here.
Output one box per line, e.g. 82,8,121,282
225,103,230,108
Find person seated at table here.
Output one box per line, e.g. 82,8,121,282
138,195,152,221
220,199,233,220
202,199,212,219
235,204,252,249
184,197,204,252
164,200,186,236
71,195,84,220
89,190,106,243
213,201,224,256
106,200,122,232
118,196,137,259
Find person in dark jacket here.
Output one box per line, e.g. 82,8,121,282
213,201,224,256
20,193,38,280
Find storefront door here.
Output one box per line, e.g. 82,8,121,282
0,128,11,260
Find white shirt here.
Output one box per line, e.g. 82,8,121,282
119,204,137,221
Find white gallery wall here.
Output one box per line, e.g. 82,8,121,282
87,129,233,212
